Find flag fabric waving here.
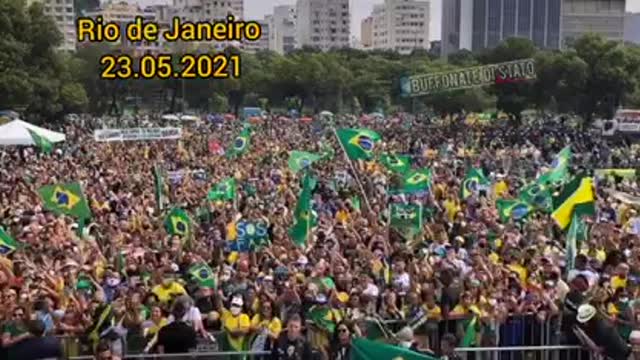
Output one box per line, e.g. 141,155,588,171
288,151,323,173
228,127,251,158
401,169,432,193
153,165,165,211
519,182,552,211
0,227,18,256
28,129,53,154
336,128,381,161
289,172,315,247
38,182,92,219
350,337,438,360
539,146,571,185
189,263,216,288
496,199,531,223
164,208,193,236
565,212,588,271
208,178,237,201
461,168,490,199
460,317,478,347
390,203,423,238
380,153,411,174
551,175,595,230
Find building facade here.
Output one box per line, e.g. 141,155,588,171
30,0,76,50
562,0,625,47
361,16,374,49
296,0,350,51
269,5,297,54
626,12,640,44
244,18,270,52
369,0,430,55
440,0,472,58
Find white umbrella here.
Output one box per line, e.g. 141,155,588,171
161,114,180,121
180,115,200,122
0,119,66,145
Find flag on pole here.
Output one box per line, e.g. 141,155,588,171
336,128,381,161
461,168,490,199
565,212,588,271
496,199,531,223
38,182,92,219
551,175,595,230
188,263,216,288
538,146,572,185
153,165,165,211
164,208,192,236
207,178,237,201
0,227,19,256
227,127,251,158
401,169,432,193
460,317,478,347
27,129,53,154
380,153,411,174
289,173,315,247
288,151,322,173
351,337,438,360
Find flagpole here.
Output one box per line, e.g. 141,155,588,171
331,128,372,212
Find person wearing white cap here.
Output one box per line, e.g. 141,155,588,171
574,304,630,360
217,294,250,352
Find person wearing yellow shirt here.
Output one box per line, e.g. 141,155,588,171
443,194,460,222
494,175,509,198
220,295,251,352
249,299,282,352
611,263,630,291
152,276,187,304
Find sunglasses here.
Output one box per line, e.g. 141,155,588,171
338,328,349,333
14,312,24,317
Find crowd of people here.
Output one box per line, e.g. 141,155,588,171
1,113,640,360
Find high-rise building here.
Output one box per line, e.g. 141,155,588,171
361,16,374,49
244,18,270,52
170,0,244,50
269,5,297,54
296,0,350,51
369,0,430,55
562,0,625,47
626,12,640,44
29,0,76,50
440,0,472,58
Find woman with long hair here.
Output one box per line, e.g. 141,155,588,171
330,321,355,360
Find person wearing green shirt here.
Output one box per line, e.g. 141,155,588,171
1,307,29,348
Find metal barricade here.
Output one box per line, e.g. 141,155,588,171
69,350,270,360
454,346,600,360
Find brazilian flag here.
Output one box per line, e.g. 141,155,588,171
38,182,92,219
288,151,322,173
351,338,438,360
390,203,423,238
539,146,571,185
208,178,236,201
380,153,411,174
461,168,490,199
164,208,192,236
401,168,432,193
551,175,595,230
28,129,53,154
228,127,251,158
519,182,552,211
336,128,381,161
496,199,531,223
0,227,19,256
189,263,216,288
289,172,315,247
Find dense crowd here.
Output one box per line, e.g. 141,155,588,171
2,113,640,360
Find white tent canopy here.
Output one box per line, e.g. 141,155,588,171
0,119,66,146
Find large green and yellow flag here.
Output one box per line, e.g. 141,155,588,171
496,199,531,223
164,208,192,236
551,175,595,230
289,172,315,247
189,263,216,288
390,203,423,238
539,146,571,185
0,227,19,256
519,182,552,211
208,178,236,201
28,129,53,154
380,153,411,174
227,127,251,158
401,169,432,193
336,128,381,161
351,338,438,360
38,182,92,219
461,168,490,199
288,151,322,173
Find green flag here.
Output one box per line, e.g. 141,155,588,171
164,208,192,236
27,129,53,154
288,151,322,173
496,199,531,223
461,168,490,199
228,127,251,158
401,169,432,193
307,305,336,334
336,128,381,161
460,316,478,347
38,182,92,220
519,181,552,212
380,153,411,174
390,204,423,238
538,146,571,185
289,173,314,247
351,338,438,360
565,213,583,271
153,165,165,211
208,178,237,201
189,263,216,288
0,227,19,256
